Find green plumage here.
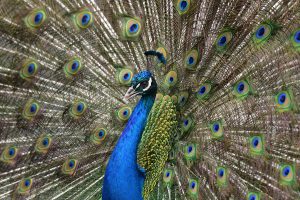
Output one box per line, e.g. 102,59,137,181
137,95,178,199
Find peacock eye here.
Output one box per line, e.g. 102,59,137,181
25,9,47,29
247,192,260,200
73,10,93,29
140,81,148,89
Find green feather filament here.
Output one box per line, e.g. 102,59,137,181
209,120,224,140
184,143,199,162
182,116,194,134
233,79,253,100
34,134,52,154
0,145,18,165
249,135,264,156
290,28,300,50
163,70,178,89
72,9,94,29
22,99,40,121
274,89,298,113
90,127,107,145
279,164,296,186
216,166,229,187
196,82,212,101
187,178,199,199
116,68,134,86
119,16,143,40
19,60,39,80
252,21,279,46
175,0,192,15
61,159,78,176
69,100,87,119
184,49,200,70
24,9,46,29
17,178,33,195
63,58,82,79
247,191,261,200
177,91,189,107
115,106,132,122
162,168,174,186
215,29,234,52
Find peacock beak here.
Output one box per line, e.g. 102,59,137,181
124,86,140,100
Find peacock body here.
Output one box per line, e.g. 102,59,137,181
0,0,300,200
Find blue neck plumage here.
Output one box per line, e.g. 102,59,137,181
103,94,156,200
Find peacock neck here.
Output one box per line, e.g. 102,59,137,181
117,94,156,152
103,93,156,200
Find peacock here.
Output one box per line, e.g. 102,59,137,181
0,0,300,199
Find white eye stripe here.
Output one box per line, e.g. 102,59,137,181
143,78,152,91
135,83,140,89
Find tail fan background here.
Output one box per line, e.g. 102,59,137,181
0,0,300,199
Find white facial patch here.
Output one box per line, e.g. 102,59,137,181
143,77,152,91
135,83,140,89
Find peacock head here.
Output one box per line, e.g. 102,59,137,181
124,70,157,100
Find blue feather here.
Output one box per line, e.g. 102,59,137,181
144,50,157,56
144,50,167,64
103,94,155,200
